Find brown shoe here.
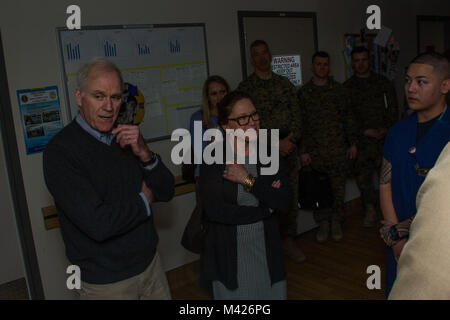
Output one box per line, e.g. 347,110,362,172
331,220,343,242
316,221,330,243
362,204,378,228
283,238,306,263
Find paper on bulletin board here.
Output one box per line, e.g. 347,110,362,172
271,55,302,87
17,86,64,155
373,26,392,47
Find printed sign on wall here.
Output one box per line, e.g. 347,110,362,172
17,86,64,154
271,55,302,87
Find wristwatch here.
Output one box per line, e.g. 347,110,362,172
388,224,407,242
141,152,158,167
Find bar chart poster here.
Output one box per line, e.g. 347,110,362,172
66,43,81,61
169,39,181,54
138,44,151,56
58,25,208,141
104,41,117,57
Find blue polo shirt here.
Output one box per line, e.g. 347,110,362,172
383,105,450,296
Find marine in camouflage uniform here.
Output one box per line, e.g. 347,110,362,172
344,72,399,215
237,72,302,238
298,77,358,227
236,39,304,262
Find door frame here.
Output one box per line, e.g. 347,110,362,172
237,10,319,80
0,30,44,299
416,15,450,54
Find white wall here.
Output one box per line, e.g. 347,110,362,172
0,125,25,285
1,0,449,299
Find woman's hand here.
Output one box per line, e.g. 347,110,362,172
222,163,248,184
271,179,281,189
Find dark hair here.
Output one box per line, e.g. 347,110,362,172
312,51,330,63
250,39,269,52
410,52,450,78
217,91,254,125
201,75,231,128
351,46,370,58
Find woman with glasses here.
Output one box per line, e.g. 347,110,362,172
199,91,292,300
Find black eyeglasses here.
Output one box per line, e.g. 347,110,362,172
228,111,260,126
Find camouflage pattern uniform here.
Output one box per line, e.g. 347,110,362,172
298,77,358,223
237,72,302,238
344,73,399,207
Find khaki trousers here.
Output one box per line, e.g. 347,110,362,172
78,252,171,300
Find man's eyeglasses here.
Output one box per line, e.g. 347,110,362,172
228,111,260,126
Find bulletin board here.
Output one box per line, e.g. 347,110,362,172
57,24,209,141
342,33,376,79
343,31,400,81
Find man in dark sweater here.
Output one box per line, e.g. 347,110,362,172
43,58,175,299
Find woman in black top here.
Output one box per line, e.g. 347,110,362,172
199,91,292,299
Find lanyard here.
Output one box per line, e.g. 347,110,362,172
438,105,448,121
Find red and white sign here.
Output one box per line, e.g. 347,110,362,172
271,55,302,87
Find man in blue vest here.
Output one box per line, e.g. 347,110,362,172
379,52,450,297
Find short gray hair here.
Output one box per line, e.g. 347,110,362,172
76,57,123,93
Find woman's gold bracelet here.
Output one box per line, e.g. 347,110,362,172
243,174,256,192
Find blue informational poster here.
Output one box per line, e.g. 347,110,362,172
17,86,64,155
